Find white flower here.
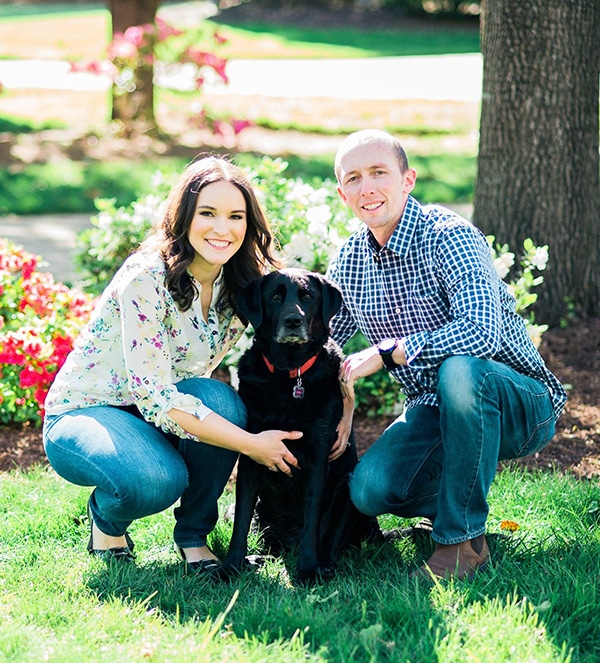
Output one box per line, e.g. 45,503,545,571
285,232,316,267
493,252,515,279
307,205,332,236
307,186,331,206
130,195,164,227
526,323,548,348
289,181,315,205
150,171,164,188
97,211,116,230
530,246,549,271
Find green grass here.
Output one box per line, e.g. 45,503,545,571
1,463,599,661
0,158,189,216
0,3,479,60
0,152,476,216
205,19,480,59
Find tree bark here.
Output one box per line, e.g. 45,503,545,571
108,0,160,132
108,0,160,34
474,0,600,326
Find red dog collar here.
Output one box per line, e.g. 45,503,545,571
262,352,320,378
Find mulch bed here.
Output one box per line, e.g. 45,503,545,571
2,318,599,477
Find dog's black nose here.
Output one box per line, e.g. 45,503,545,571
284,314,303,329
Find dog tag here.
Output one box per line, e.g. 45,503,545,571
293,377,305,399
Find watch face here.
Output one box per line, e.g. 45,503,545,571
379,339,397,353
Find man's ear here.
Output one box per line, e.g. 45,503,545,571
403,168,417,195
336,185,348,204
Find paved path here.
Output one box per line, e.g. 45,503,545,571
0,214,91,285
0,54,483,103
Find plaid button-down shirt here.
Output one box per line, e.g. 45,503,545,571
326,196,567,418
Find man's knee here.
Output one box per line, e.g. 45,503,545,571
349,462,386,517
437,356,490,413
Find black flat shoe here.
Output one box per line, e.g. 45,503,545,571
87,498,136,562
174,543,222,577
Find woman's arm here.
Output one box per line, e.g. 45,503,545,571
169,408,301,476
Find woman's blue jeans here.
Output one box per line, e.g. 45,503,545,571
43,378,246,549
349,356,557,545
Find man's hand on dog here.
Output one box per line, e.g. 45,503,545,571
247,430,302,476
334,343,404,460
331,397,354,460
339,345,388,401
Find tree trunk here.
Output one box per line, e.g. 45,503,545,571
474,0,600,326
108,0,160,133
109,0,160,33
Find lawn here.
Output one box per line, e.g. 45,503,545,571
1,464,599,661
0,2,480,60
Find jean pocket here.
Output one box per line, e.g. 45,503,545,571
515,416,556,458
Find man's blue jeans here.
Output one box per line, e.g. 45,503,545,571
349,356,557,545
43,378,246,549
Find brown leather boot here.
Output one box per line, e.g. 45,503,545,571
415,534,490,580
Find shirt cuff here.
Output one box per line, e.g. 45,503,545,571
155,393,213,440
403,333,427,367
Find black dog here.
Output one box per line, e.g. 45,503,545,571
222,268,381,584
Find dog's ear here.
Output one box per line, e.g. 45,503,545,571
235,277,264,329
311,273,343,326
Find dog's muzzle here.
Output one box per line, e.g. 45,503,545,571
275,312,309,344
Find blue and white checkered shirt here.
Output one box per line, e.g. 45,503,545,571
326,196,567,418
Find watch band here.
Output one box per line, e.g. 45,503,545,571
378,339,399,370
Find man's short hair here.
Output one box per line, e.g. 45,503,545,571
334,130,409,182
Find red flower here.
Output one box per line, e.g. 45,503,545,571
232,119,253,135
213,30,228,45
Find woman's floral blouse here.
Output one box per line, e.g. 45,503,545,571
45,251,247,440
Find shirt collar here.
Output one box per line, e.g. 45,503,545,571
188,267,225,305
365,195,421,258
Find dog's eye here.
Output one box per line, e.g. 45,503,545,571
301,291,313,301
271,293,282,303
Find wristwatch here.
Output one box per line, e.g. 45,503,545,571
377,338,399,370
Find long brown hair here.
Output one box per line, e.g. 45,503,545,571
143,156,280,312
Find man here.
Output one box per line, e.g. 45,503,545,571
327,129,567,580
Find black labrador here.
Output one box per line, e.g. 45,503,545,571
222,268,381,584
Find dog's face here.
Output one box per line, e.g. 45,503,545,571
236,269,342,345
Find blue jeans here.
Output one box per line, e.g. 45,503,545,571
43,378,246,549
349,356,557,545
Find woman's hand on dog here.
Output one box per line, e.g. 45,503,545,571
248,430,302,476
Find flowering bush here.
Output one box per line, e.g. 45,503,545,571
0,240,94,425
74,171,171,294
487,235,549,346
71,16,250,139
246,157,361,273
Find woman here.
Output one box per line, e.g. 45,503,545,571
43,156,300,575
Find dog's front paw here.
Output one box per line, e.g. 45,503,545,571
296,563,336,585
317,563,337,582
221,554,271,580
